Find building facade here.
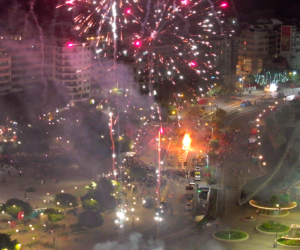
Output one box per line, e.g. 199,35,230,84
204,35,233,82
45,38,92,102
236,28,269,76
0,35,44,95
280,25,300,70
0,48,11,95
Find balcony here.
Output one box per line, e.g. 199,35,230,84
57,75,78,80
55,55,72,60
55,62,73,67
0,64,9,68
56,69,77,74
0,55,10,59
65,82,79,87
66,89,79,93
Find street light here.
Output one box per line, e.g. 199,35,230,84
292,71,297,94
275,204,281,247
239,77,244,92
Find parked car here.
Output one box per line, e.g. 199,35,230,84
240,100,251,107
195,166,201,171
185,201,192,210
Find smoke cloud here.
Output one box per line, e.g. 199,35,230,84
92,233,165,250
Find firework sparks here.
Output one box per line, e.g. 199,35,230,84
62,0,229,98
121,0,228,97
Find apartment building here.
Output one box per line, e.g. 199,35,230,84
0,35,43,95
45,38,92,102
0,48,11,95
236,28,269,76
280,25,300,70
203,35,232,82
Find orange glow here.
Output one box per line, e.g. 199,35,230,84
182,134,191,149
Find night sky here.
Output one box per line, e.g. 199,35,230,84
0,0,299,36
233,0,300,17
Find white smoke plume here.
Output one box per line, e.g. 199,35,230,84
93,233,164,250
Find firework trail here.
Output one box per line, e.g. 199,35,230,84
112,1,118,67
229,0,238,18
207,0,224,35
142,0,152,34
62,0,228,98
29,0,47,97
50,0,61,37
109,112,116,178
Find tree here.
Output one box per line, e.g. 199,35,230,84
211,117,225,131
82,178,116,211
265,117,286,149
215,108,227,120
0,233,19,250
270,195,279,206
44,208,65,222
6,206,22,218
47,213,65,223
78,210,104,228
54,193,78,209
128,166,147,180
5,198,33,217
82,199,104,212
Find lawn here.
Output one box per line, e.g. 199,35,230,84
214,230,248,240
278,238,300,246
258,223,289,232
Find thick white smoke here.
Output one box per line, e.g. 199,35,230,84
93,233,165,250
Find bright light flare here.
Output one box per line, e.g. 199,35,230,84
181,0,189,5
220,2,228,7
126,9,131,14
182,134,191,150
134,41,141,47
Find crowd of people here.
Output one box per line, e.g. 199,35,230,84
217,131,258,177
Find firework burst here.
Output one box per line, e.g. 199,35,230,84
62,0,228,98
121,0,229,97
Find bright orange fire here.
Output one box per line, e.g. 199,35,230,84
182,134,191,149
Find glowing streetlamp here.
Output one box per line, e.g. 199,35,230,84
275,204,281,247
293,71,297,94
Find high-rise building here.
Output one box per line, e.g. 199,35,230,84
45,38,92,102
0,35,43,95
0,48,11,95
280,25,300,70
203,35,232,82
0,32,92,102
236,28,269,76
